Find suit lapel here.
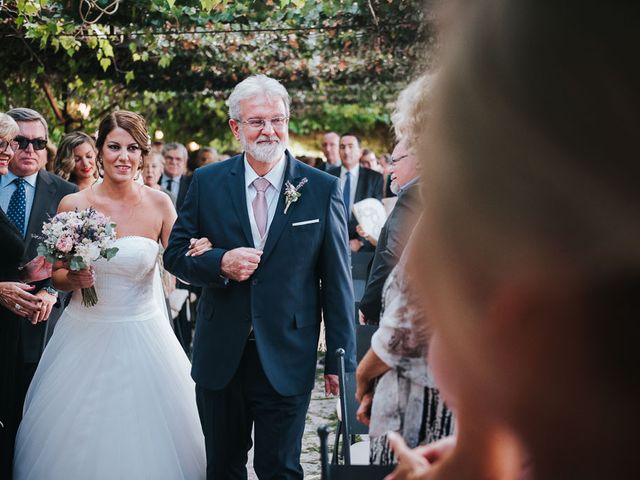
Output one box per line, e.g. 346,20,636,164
227,156,254,246
354,167,367,203
24,171,54,255
260,152,301,264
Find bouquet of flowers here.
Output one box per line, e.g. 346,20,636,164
36,207,119,307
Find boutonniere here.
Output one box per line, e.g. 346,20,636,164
283,177,308,214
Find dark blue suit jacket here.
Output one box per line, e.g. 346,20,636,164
164,152,356,396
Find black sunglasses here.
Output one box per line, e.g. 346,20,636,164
15,136,48,151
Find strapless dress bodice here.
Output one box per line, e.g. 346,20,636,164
65,236,161,320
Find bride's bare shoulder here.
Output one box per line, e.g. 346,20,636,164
57,189,92,213
143,185,175,211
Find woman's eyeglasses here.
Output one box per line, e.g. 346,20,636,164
0,139,19,154
14,136,48,151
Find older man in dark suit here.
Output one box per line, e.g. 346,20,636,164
159,142,192,210
1,108,77,408
358,139,420,325
164,75,355,480
328,134,384,252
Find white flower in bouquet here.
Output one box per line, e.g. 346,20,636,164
36,207,119,307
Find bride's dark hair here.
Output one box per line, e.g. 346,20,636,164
95,111,151,175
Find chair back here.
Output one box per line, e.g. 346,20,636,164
319,425,394,480
356,324,378,362
336,348,369,464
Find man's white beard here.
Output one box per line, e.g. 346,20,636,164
390,179,400,195
240,130,286,164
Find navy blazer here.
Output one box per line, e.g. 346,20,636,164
164,152,356,396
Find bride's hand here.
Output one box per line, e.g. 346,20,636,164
186,237,213,257
66,267,95,290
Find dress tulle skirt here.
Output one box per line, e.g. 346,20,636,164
13,237,205,479
13,307,205,479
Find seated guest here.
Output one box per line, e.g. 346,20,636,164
358,75,429,325
328,134,384,252
390,1,639,479
54,131,98,190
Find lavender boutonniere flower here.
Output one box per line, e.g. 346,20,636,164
283,177,308,214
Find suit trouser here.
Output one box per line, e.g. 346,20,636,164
196,340,311,480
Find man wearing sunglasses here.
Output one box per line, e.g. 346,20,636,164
1,108,77,409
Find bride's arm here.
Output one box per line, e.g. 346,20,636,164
158,190,178,250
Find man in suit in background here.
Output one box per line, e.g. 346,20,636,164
319,131,340,171
159,142,192,210
164,75,355,479
358,139,421,325
328,134,384,252
1,108,77,409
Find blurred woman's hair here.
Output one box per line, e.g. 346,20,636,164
0,112,19,140
420,0,640,387
392,73,435,147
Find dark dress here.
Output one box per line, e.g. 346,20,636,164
0,208,26,477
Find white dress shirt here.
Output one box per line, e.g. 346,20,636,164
162,174,181,204
244,154,287,250
0,170,39,232
339,164,360,214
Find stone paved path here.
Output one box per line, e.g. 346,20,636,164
247,362,338,479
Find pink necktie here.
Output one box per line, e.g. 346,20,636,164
252,177,271,238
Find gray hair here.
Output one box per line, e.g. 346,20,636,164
6,108,49,139
162,142,188,161
0,113,19,141
227,74,291,120
392,74,435,146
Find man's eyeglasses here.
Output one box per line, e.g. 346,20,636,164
390,154,409,166
0,139,19,154
14,136,48,151
241,117,289,130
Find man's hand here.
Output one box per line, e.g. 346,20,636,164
324,374,339,396
349,239,363,252
0,282,41,318
386,432,433,480
358,309,367,325
220,247,263,282
30,289,57,325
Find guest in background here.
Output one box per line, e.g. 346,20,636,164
143,153,170,195
360,148,382,173
43,141,56,172
320,131,341,171
196,147,219,168
159,142,192,210
1,108,77,414
356,248,454,465
54,131,98,191
358,75,429,325
328,133,384,252
0,112,53,478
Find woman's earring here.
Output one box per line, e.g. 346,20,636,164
96,156,104,178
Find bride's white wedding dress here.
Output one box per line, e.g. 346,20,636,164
14,236,206,479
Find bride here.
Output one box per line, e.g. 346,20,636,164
13,111,207,479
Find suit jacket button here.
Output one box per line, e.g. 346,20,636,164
251,278,259,286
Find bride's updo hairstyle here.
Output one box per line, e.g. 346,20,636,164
95,110,151,176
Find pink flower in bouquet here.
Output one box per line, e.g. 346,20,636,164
55,235,74,253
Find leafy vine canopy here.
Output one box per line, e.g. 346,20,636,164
0,0,434,152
